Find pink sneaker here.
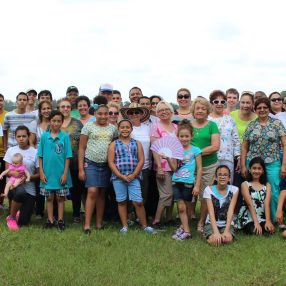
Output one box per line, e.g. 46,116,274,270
6,216,20,231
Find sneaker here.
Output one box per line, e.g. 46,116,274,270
172,227,184,239
44,220,54,229
84,228,91,235
72,217,81,224
144,226,156,234
120,226,128,234
152,222,166,231
35,215,43,220
58,220,65,231
127,219,135,227
6,216,20,231
175,231,192,241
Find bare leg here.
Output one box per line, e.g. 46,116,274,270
84,187,98,230
198,200,208,228
118,201,128,228
95,188,105,229
3,181,13,197
153,204,165,224
10,200,22,217
46,194,54,222
177,201,190,233
10,178,23,189
57,196,65,221
133,201,147,228
189,198,197,219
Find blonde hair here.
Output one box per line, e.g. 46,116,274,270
107,102,120,111
190,97,212,116
156,100,174,115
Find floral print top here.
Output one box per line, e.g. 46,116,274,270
208,115,240,163
243,117,286,163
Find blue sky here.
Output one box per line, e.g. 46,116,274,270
1,0,286,102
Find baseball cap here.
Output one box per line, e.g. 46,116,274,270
99,83,113,93
26,88,37,94
66,86,79,94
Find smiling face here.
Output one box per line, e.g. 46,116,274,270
193,102,208,120
77,99,89,117
58,100,71,118
139,98,151,109
127,108,142,125
255,102,270,120
66,91,78,106
118,120,132,138
177,91,191,108
240,95,254,114
157,103,172,121
129,88,142,103
226,92,238,109
270,93,282,113
108,106,119,124
249,163,264,181
216,167,230,187
40,102,52,120
95,106,108,125
178,128,192,148
211,95,226,115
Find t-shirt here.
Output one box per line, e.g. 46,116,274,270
275,112,286,129
0,110,7,157
131,124,151,170
3,110,37,147
71,109,80,120
81,123,117,163
9,164,27,173
3,146,38,196
191,121,219,167
172,146,201,184
38,130,73,190
203,185,238,228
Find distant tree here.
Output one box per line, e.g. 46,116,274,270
4,100,15,111
281,91,286,99
170,102,179,110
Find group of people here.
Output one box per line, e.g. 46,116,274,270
0,84,286,245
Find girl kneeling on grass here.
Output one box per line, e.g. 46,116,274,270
276,184,286,239
38,110,73,231
108,119,155,234
164,119,202,240
238,157,275,235
203,165,238,246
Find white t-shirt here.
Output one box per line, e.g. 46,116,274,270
131,124,151,170
274,112,286,129
3,146,39,196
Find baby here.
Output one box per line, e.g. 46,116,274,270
0,153,30,197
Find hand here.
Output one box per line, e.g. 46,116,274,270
78,170,86,181
212,232,223,246
40,172,48,183
276,209,284,225
8,171,21,178
235,158,241,173
264,221,275,234
126,173,135,182
0,193,7,198
192,186,199,197
222,231,233,243
0,176,3,180
120,175,129,182
159,153,167,159
25,177,30,182
280,164,286,179
156,168,165,180
254,222,263,235
60,174,67,185
241,165,247,178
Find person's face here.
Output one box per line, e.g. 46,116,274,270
16,130,29,147
127,109,142,124
178,129,192,147
95,106,108,125
40,103,52,119
50,115,63,131
39,95,52,103
270,93,282,111
58,100,71,118
27,91,37,105
255,102,269,119
0,97,4,110
240,95,253,113
112,93,121,103
118,121,132,138
254,92,265,102
250,163,264,180
100,91,113,102
216,167,230,186
16,95,28,109
67,91,78,105
194,102,208,120
77,100,89,116
151,98,160,112
177,92,191,108
129,89,142,103
157,104,172,121
139,98,151,109
226,93,238,109
211,96,226,115
108,107,119,124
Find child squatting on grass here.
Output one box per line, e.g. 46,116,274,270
203,165,239,246
108,119,155,234
38,110,73,231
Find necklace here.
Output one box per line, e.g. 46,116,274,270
178,109,191,115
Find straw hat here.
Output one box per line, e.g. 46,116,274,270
120,102,150,123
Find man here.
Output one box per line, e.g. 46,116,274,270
99,83,113,102
225,88,239,113
129,86,143,103
26,89,37,113
139,96,151,110
3,92,37,150
112,90,122,105
66,86,80,119
38,90,53,103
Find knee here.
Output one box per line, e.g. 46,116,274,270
133,201,144,208
46,196,54,202
118,201,127,207
178,203,186,214
87,189,97,200
56,196,65,203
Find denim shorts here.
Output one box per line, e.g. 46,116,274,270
172,182,193,202
84,159,111,188
112,178,143,203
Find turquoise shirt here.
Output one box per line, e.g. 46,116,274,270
38,130,73,190
71,109,80,120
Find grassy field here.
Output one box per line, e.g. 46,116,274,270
1,204,285,286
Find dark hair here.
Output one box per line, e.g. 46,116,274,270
269,91,281,100
215,165,231,177
255,91,267,98
38,90,53,101
129,87,142,96
254,97,271,111
209,90,226,103
246,157,267,185
49,110,64,122
118,119,133,128
75,95,91,108
15,125,30,137
93,95,108,105
16,92,28,100
139,96,150,102
113,90,121,96
0,93,4,100
57,97,71,109
38,100,52,123
178,119,193,136
177,88,191,97
150,95,162,102
241,92,254,103
226,88,239,99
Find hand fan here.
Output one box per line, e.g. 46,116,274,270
150,136,184,160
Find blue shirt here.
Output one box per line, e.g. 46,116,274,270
38,130,73,190
172,146,201,184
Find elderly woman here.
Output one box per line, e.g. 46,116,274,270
108,102,120,126
208,90,240,183
173,88,193,124
190,97,220,232
76,95,96,125
269,91,284,115
241,97,286,220
151,100,177,227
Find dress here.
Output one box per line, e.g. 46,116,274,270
8,164,27,184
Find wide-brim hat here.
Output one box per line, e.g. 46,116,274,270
120,102,150,123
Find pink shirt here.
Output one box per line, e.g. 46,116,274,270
9,164,26,174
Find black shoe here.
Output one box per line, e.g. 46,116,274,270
44,220,54,229
72,217,81,224
84,228,91,235
152,222,166,231
58,220,65,231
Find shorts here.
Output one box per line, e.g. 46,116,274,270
200,162,218,201
112,178,143,203
204,224,235,239
40,188,70,197
172,182,193,202
84,159,111,188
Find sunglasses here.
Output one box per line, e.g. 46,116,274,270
177,94,190,99
128,110,141,115
212,100,226,105
109,111,119,116
151,102,159,106
271,98,282,102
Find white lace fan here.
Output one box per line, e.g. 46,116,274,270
150,136,184,160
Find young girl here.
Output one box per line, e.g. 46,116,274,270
203,165,239,246
38,110,73,231
276,186,286,239
0,153,30,197
165,119,202,240
238,157,275,235
108,119,155,234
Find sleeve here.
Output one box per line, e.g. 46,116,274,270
276,119,286,137
28,120,37,134
203,186,212,199
210,121,219,135
37,134,45,157
243,122,253,141
231,118,241,157
81,123,90,136
65,135,73,158
150,123,160,138
3,113,9,131
3,147,12,164
231,185,239,195
194,146,202,157
35,153,39,168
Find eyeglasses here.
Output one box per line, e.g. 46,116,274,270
109,111,119,116
128,110,141,115
151,102,159,106
177,94,190,99
217,173,229,177
212,100,226,105
256,106,269,110
60,105,71,109
158,108,171,113
271,98,282,102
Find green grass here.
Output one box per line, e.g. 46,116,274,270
1,204,285,286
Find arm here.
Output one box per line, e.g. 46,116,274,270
240,140,249,178
276,189,286,224
24,169,31,182
0,169,10,179
193,154,202,196
39,157,47,183
30,167,39,181
29,133,36,148
78,134,88,181
201,134,220,156
165,157,177,172
107,142,126,181
60,158,70,185
264,183,275,233
280,136,286,178
3,129,8,152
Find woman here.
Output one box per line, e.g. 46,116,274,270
173,88,193,124
225,88,239,115
151,101,177,227
58,98,84,223
241,97,286,220
149,95,161,124
190,97,220,232
208,90,240,183
269,91,283,115
108,102,120,126
76,95,96,125
4,125,39,230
